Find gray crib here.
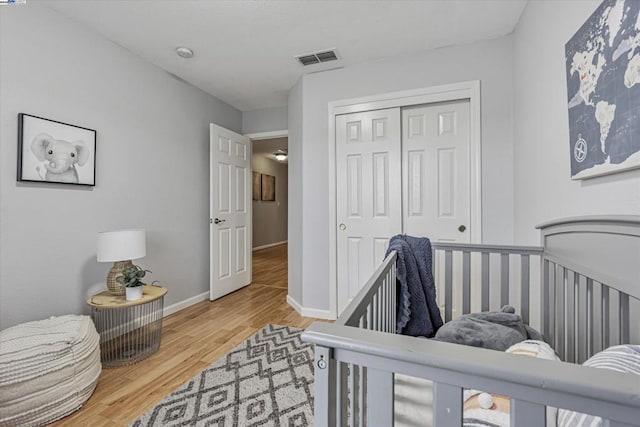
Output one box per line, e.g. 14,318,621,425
302,216,640,426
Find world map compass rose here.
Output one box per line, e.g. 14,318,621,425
574,136,587,163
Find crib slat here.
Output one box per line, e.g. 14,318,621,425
314,346,337,426
350,364,359,427
520,254,530,324
366,369,393,426
586,278,594,357
462,251,471,315
433,382,462,426
556,265,566,360
619,293,629,344
500,253,509,307
577,274,588,363
510,399,545,427
548,262,557,355
337,362,348,426
565,270,576,363
391,266,397,333
379,286,383,332
445,250,453,322
602,285,610,349
372,293,378,332
542,260,550,343
360,366,367,425
481,252,490,311
384,272,389,333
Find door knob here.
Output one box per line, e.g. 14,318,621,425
214,218,226,224
458,225,467,232
339,223,346,231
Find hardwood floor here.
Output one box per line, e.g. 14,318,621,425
251,244,288,289
52,244,318,426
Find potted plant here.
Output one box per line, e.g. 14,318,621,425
116,264,151,301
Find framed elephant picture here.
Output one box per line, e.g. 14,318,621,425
17,113,96,186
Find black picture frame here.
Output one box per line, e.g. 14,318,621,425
17,113,96,186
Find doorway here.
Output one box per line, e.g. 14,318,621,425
250,133,289,288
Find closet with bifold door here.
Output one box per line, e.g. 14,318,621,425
335,99,472,314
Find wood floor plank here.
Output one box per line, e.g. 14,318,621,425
49,244,325,426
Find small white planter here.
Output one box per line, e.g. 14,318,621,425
125,286,143,301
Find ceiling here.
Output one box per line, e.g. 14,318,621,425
44,0,527,112
252,137,288,164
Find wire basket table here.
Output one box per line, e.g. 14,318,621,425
87,285,167,368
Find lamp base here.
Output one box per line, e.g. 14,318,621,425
106,260,132,295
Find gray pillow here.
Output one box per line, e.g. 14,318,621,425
557,345,640,427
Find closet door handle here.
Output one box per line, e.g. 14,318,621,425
458,225,467,232
339,223,346,231
214,218,226,225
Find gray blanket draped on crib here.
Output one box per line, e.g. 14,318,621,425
386,235,443,337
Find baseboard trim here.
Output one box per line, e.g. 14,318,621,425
286,295,335,320
163,287,335,322
252,241,287,251
286,294,303,315
163,291,209,317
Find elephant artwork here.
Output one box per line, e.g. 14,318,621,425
17,113,96,186
30,133,90,184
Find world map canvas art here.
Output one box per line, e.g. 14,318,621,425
566,0,640,179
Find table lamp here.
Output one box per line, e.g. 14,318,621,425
97,229,146,295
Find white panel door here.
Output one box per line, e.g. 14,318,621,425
402,100,471,319
210,124,251,300
402,100,471,243
336,108,402,313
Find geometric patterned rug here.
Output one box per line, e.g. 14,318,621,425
130,325,314,426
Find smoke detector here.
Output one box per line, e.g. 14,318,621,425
295,48,340,66
176,47,194,59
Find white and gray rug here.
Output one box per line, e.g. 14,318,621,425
131,324,314,426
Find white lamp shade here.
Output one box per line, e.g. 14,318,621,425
97,229,146,262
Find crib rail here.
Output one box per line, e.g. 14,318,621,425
305,233,639,426
542,256,638,363
303,322,640,427
431,242,543,324
337,251,397,330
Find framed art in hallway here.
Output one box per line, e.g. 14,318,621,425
261,173,275,201
17,113,96,186
252,171,261,201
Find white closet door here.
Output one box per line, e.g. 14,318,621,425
402,100,472,320
336,108,402,314
402,100,471,243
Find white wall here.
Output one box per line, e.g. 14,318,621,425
252,155,288,248
287,79,303,304
0,4,242,328
243,106,288,135
513,1,640,245
293,37,515,312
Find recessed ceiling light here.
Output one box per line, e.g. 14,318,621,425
176,47,194,59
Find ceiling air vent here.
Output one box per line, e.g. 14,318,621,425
295,48,340,66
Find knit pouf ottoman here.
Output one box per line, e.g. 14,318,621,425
0,315,101,427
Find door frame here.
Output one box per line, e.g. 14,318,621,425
244,131,289,245
328,80,482,318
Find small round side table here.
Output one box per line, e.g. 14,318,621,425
87,285,167,368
